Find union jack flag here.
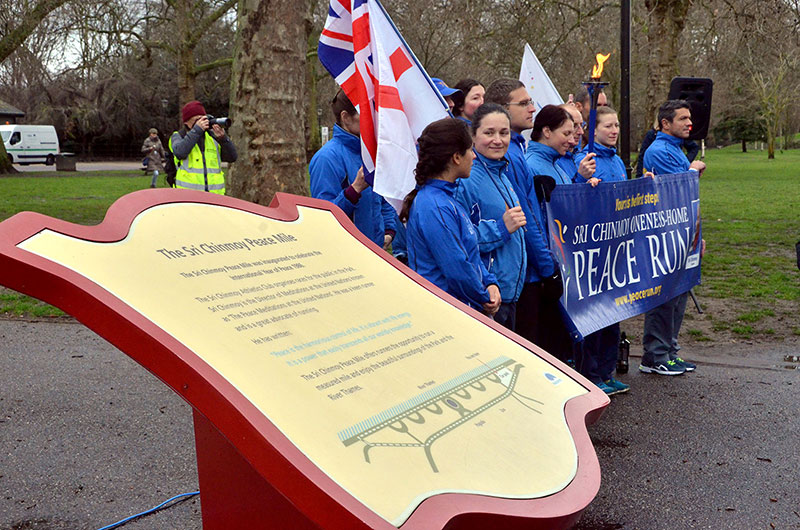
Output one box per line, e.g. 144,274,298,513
318,0,449,209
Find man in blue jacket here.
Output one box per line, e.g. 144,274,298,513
639,100,706,376
309,90,396,248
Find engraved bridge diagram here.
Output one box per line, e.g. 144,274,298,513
337,356,553,472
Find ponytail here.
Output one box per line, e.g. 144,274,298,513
399,118,472,223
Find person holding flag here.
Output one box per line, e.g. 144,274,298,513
317,0,450,212
454,103,527,330
309,90,396,248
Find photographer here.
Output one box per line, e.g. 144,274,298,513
169,100,237,195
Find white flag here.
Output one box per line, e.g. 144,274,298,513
319,1,450,212
519,43,564,112
369,1,450,210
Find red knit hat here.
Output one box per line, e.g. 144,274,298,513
181,100,206,123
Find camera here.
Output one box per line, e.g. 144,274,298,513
206,115,231,128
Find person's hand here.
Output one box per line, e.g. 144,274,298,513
195,116,210,131
352,166,368,193
689,160,706,176
643,171,655,179
383,234,393,251
502,206,526,233
700,238,706,258
211,123,226,139
483,284,501,316
567,94,574,105
578,152,596,178
588,177,602,187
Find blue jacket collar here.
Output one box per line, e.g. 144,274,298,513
510,131,527,152
585,142,617,158
528,141,561,161
474,150,509,172
424,178,456,194
333,123,361,153
655,131,683,146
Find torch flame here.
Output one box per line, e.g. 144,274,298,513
591,52,611,79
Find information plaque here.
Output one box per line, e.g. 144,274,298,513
0,190,609,529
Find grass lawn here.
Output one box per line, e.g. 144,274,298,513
0,153,798,343
680,146,800,342
0,170,151,317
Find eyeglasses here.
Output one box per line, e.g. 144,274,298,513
506,99,534,108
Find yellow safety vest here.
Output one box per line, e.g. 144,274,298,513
169,131,225,194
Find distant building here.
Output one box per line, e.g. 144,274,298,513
0,100,25,124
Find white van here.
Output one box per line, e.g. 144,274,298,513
1,124,60,165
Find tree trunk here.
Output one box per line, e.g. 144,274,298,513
227,0,311,204
174,0,197,105
0,142,17,173
643,0,693,126
741,139,747,152
767,130,775,159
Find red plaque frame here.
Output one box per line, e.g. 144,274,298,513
0,189,608,529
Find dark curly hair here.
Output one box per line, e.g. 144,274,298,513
399,118,472,223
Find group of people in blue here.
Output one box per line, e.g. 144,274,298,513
309,76,706,396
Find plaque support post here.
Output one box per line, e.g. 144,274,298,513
193,410,319,529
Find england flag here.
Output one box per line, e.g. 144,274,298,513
318,0,450,209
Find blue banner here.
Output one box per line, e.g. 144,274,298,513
546,172,702,338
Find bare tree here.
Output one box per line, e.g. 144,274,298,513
0,0,71,172
642,0,694,127
226,0,311,204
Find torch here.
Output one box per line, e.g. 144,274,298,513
582,52,611,154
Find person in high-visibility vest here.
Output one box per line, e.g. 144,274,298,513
169,100,237,194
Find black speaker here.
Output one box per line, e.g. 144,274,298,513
668,77,713,140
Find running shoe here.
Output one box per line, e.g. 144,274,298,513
638,359,686,376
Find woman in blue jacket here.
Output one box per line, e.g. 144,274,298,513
454,104,527,330
571,106,630,395
451,78,485,128
525,104,575,186
574,106,627,185
401,118,501,316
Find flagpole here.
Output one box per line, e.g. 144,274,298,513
371,0,453,117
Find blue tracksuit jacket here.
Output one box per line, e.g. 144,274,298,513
525,141,572,185
575,143,627,183
454,151,527,303
309,124,395,246
641,131,691,175
506,132,556,282
407,179,497,309
556,149,579,182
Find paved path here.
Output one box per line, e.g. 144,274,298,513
1,319,798,529
12,162,144,173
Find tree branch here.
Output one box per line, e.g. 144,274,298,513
193,57,234,74
0,0,70,63
187,0,238,48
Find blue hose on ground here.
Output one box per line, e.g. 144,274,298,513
95,490,200,530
